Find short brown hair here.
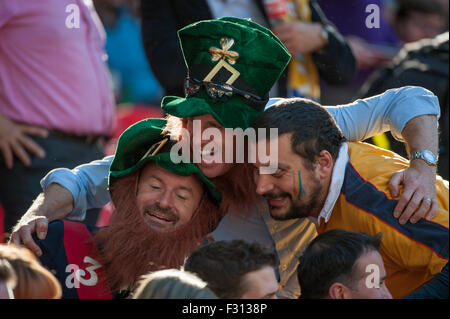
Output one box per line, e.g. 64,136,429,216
0,244,61,299
184,240,277,298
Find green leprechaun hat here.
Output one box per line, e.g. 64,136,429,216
109,118,221,201
161,17,291,129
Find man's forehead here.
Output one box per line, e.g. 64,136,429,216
140,162,202,190
355,250,385,277
252,133,294,166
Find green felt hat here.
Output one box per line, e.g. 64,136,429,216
161,17,291,129
109,118,221,201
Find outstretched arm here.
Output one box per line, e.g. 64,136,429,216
10,184,74,256
326,86,440,224
9,156,112,255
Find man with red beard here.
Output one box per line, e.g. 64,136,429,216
12,17,443,299
32,118,222,298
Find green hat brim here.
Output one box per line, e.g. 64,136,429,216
109,118,221,201
162,95,260,129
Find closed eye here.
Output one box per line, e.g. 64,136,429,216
272,168,284,178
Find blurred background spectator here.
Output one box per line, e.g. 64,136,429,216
318,0,448,105
394,0,447,44
93,0,164,105
133,269,218,299
0,1,166,237
0,0,115,237
0,244,61,299
140,0,356,102
318,0,401,104
359,32,449,179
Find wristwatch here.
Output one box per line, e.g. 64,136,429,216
410,150,438,166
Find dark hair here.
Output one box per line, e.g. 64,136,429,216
297,229,382,299
396,0,444,21
184,240,277,298
252,98,345,167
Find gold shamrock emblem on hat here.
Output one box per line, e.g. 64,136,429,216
209,37,239,65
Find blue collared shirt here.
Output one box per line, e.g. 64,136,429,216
40,86,441,297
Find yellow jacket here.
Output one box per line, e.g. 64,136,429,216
317,142,449,298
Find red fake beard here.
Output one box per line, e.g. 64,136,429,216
94,170,222,292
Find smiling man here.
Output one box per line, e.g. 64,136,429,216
252,98,449,298
33,118,222,298
11,17,445,299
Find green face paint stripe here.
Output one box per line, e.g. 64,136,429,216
297,170,302,199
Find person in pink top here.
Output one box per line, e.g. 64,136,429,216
0,0,115,236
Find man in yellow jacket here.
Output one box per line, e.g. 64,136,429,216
252,97,448,298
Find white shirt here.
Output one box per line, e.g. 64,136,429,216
310,142,349,226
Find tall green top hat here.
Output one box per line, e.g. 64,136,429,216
109,118,221,201
161,17,291,129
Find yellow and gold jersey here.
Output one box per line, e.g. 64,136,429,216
317,142,449,298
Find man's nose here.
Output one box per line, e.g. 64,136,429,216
157,191,172,209
255,173,274,195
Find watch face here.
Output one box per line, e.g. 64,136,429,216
424,151,435,162
418,150,437,164
411,151,437,165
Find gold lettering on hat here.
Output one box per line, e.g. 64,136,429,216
140,137,169,161
205,37,240,85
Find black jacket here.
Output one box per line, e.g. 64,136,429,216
140,0,357,97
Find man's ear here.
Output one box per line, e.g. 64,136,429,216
315,150,333,179
328,282,352,299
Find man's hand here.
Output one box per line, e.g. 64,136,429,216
10,215,49,257
271,21,326,55
0,113,48,169
9,183,75,256
389,114,439,225
389,159,438,225
347,36,384,70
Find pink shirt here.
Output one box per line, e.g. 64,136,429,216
0,0,115,135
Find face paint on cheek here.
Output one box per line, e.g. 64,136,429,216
293,170,302,199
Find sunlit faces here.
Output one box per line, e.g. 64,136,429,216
136,162,204,232
240,266,278,299
331,250,392,299
253,133,328,221
185,114,234,178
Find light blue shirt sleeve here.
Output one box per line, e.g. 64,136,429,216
324,86,440,142
43,86,440,220
40,156,113,221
